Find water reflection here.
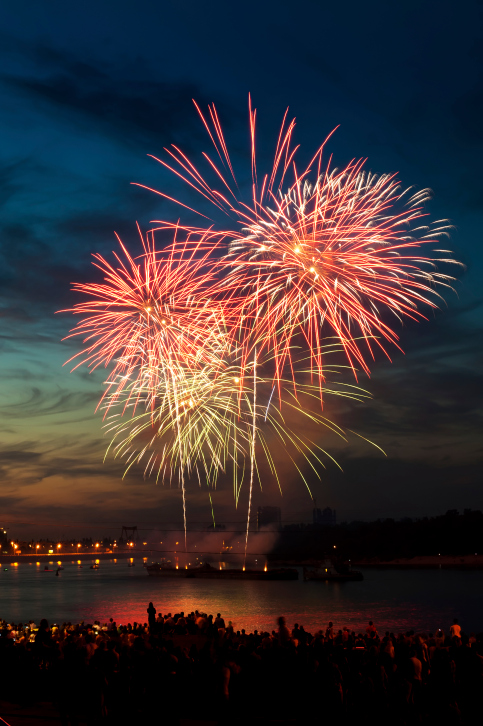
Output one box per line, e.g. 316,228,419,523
0,559,481,633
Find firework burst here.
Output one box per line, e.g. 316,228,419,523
105,352,368,490
63,227,231,545
63,226,229,410
63,98,459,555
103,345,373,560
142,100,460,387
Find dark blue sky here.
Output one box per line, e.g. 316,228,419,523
0,0,482,537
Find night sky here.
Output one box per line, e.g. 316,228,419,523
1,0,482,538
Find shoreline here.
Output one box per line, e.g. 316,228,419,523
269,554,483,569
3,552,483,569
352,554,483,569
0,551,151,563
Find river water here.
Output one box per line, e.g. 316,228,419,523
1,559,482,634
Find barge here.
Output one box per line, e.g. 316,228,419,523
146,562,298,580
303,559,363,582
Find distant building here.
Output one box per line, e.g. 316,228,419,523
313,506,336,526
0,527,7,553
257,506,282,531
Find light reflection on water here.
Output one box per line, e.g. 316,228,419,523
1,559,482,633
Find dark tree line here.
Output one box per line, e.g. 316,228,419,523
271,509,483,561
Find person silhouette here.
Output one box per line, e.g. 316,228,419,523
147,602,156,630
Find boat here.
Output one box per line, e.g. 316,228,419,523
90,564,100,570
303,558,363,582
146,562,298,580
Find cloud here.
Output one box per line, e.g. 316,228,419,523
0,387,99,419
0,434,124,489
325,454,483,521
1,44,210,151
323,312,483,456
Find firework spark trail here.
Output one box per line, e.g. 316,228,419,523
171,362,188,551
244,348,257,568
264,385,275,422
142,100,461,393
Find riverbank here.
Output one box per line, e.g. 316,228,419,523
269,554,483,569
352,554,483,569
0,551,152,563
3,551,483,569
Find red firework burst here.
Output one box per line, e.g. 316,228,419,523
62,225,228,410
139,99,460,388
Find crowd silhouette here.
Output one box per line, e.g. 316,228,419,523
0,610,481,724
